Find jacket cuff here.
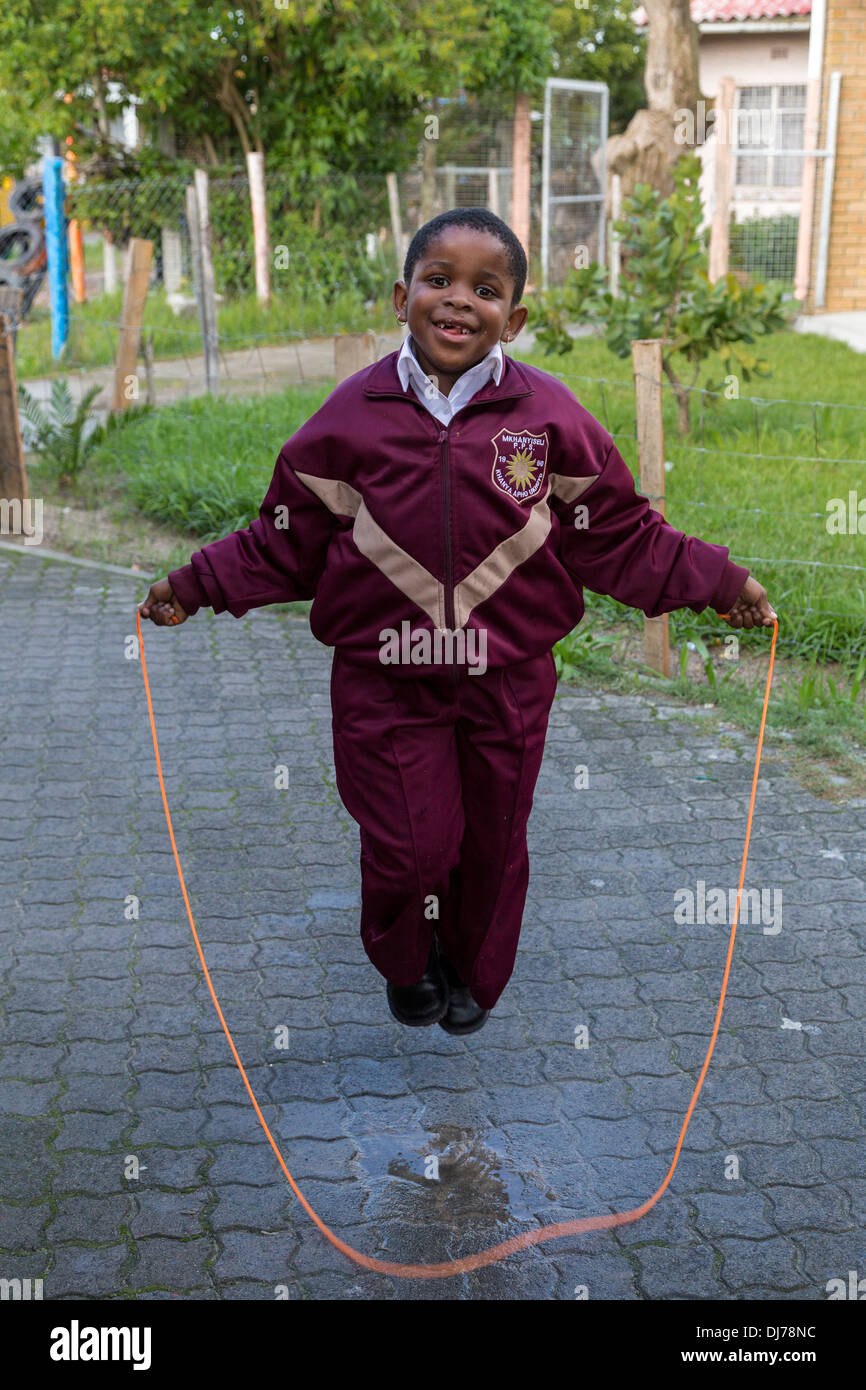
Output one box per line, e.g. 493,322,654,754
710,558,750,615
168,563,209,618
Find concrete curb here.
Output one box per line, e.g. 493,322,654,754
0,539,146,579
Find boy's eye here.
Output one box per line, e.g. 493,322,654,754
427,274,496,297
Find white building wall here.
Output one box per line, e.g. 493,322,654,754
698,31,810,96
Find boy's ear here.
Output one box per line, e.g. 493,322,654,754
393,280,408,318
502,303,529,342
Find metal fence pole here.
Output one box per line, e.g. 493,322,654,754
814,70,842,311
794,0,827,305
597,83,609,270
631,338,670,677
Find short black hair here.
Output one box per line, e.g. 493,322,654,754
402,207,527,306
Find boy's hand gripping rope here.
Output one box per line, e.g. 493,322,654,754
135,608,778,1279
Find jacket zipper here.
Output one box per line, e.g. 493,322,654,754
438,424,455,631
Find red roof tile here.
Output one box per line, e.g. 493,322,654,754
634,1,810,24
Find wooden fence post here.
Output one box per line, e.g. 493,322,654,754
334,332,378,385
111,236,153,412
386,172,406,276
510,92,532,269
609,173,622,297
709,76,735,283
185,182,203,329
184,176,219,397
0,311,29,506
0,287,23,356
631,338,670,677
194,168,220,395
103,231,117,295
161,228,183,295
246,151,271,307
68,218,87,303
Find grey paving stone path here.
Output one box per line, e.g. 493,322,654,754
1,548,865,1301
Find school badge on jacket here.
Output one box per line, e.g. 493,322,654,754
490,428,549,503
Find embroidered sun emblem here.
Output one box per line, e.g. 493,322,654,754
505,448,538,489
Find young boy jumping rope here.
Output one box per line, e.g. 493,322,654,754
139,208,777,1039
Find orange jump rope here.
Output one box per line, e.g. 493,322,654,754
135,607,778,1279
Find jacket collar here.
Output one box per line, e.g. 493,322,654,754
362,347,535,404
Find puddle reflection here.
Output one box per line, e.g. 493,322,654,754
357,1123,558,1226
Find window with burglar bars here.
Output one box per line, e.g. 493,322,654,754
734,84,807,191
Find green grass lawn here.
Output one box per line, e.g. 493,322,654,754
517,330,866,666
100,385,333,543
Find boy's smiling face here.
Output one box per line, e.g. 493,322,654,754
393,226,529,397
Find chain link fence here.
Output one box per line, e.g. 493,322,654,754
729,212,800,288
723,82,807,290
64,168,397,303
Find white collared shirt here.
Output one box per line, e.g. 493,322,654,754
396,332,504,426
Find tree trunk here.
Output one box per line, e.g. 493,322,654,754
225,102,252,157
644,0,701,116
662,356,693,437
605,0,703,207
91,69,112,140
607,110,683,203
218,61,253,158
156,117,177,159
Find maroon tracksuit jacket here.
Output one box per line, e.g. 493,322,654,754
168,350,749,1008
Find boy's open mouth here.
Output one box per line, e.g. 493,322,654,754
432,317,476,341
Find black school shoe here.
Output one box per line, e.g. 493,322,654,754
386,940,449,1027
437,952,490,1036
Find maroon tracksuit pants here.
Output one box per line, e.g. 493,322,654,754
329,649,558,1011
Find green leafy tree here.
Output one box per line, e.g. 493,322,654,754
545,0,646,133
0,1,209,176
530,155,792,436
0,0,650,191
0,1,552,185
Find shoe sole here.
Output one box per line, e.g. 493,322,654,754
386,991,449,1028
438,1010,490,1036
